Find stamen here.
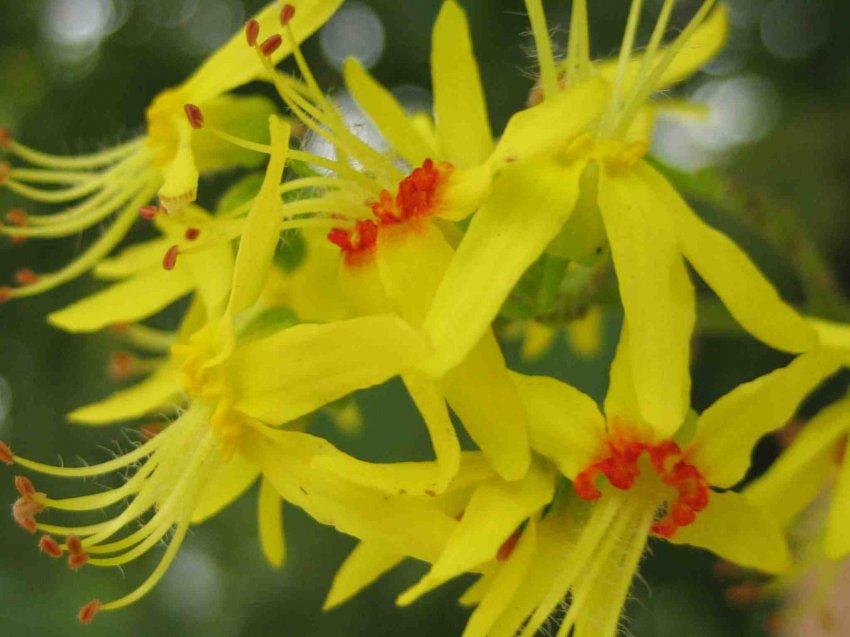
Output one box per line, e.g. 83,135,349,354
260,35,283,57
245,19,260,47
162,245,179,271
0,127,10,148
280,3,296,26
524,0,558,99
184,227,200,241
0,440,13,464
497,527,522,562
0,287,10,304
5,208,28,226
15,475,36,497
78,600,101,625
184,104,204,130
39,535,64,558
108,351,136,380
138,204,159,219
14,268,39,286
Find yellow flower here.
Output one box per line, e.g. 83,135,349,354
0,0,341,301
0,117,430,623
420,0,818,437
318,331,843,637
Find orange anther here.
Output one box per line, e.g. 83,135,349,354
16,515,37,534
108,351,135,380
4,208,28,226
184,227,200,241
68,551,89,570
78,600,101,625
0,161,9,185
162,244,179,271
140,422,163,439
39,535,63,558
0,440,13,464
14,268,39,286
66,534,83,555
260,34,283,56
0,287,11,303
184,104,204,130
0,127,11,148
497,528,522,562
280,4,296,25
138,204,159,220
14,475,36,498
109,323,130,335
245,19,260,47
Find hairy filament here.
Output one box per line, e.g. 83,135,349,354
524,0,559,99
4,137,145,170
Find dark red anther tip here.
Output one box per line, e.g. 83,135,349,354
0,161,9,185
0,440,13,464
0,127,11,148
184,227,200,241
68,552,89,570
66,535,83,555
39,535,63,559
246,19,260,47
140,422,163,439
14,268,39,286
0,287,11,303
78,600,101,625
5,208,28,227
108,351,135,380
184,104,204,130
280,4,296,25
14,475,35,498
260,34,283,56
497,529,522,562
162,245,179,271
138,204,159,220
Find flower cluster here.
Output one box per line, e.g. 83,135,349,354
1,1,848,634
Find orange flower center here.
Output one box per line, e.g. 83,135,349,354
574,433,710,539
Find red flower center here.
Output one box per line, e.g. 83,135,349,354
327,158,453,264
574,432,710,539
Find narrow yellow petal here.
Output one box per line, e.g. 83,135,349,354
598,164,695,437
746,398,850,525
344,58,435,167
441,332,531,482
48,267,193,333
397,461,555,605
67,363,183,426
645,164,817,353
458,569,496,607
510,372,606,478
809,317,850,364
181,0,345,104
423,158,584,376
324,541,405,610
463,519,537,637
258,477,286,568
191,452,259,524
596,5,729,93
690,349,843,488
669,490,790,574
825,438,850,559
603,327,643,426
183,233,235,320
230,315,430,425
431,0,492,167
228,116,291,315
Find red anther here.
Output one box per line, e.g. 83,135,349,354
140,422,163,439
184,227,200,241
497,528,522,562
245,19,260,47
16,515,37,534
68,551,89,570
0,161,9,185
0,440,13,464
14,475,35,498
260,34,283,56
0,127,11,148
725,582,763,606
650,517,677,539
138,204,159,220
162,244,179,271
14,268,38,286
108,351,135,380
0,287,11,303
39,535,63,559
184,104,204,130
328,220,379,265
4,208,28,227
78,600,101,625
66,535,83,555
573,468,602,501
280,3,296,25
109,323,129,334
369,159,453,226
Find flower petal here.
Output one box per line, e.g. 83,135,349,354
324,541,405,610
809,317,850,363
191,451,259,524
258,476,286,568
463,519,537,637
397,461,555,605
510,372,606,478
603,326,644,428
181,0,345,104
644,164,817,353
344,58,435,167
690,349,843,488
825,438,850,559
228,116,291,315
598,164,695,437
668,490,791,574
230,315,429,425
441,332,531,482
746,398,849,525
67,363,183,425
431,0,492,168
48,267,193,333
422,158,584,376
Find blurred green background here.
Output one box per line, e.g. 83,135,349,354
0,0,847,635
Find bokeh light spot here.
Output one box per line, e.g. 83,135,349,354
320,1,385,70
761,0,830,61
